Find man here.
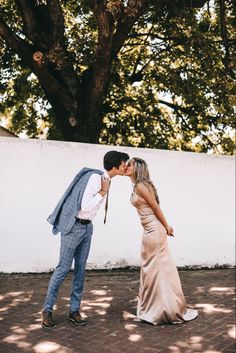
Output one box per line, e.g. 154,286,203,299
41,150,129,328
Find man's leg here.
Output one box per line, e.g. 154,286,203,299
43,232,78,313
70,222,93,313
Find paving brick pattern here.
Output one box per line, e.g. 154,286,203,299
0,269,235,353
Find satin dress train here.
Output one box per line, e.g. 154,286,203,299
131,191,198,325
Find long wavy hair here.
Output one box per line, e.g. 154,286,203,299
132,157,160,204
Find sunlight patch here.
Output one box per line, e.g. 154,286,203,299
11,326,26,334
61,296,70,301
195,287,205,293
7,291,25,297
228,325,236,339
3,334,26,343
95,296,113,302
195,303,231,313
189,336,203,343
80,305,91,310
12,297,31,303
128,334,142,342
33,341,61,353
27,324,42,331
16,341,32,349
122,311,135,320
89,289,107,295
174,341,189,348
210,287,233,292
95,309,106,315
168,346,181,353
86,302,110,308
125,323,137,331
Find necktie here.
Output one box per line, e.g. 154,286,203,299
104,180,111,224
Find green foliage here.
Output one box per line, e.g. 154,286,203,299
0,47,52,138
101,1,235,154
0,0,235,154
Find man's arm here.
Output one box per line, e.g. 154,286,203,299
80,173,106,212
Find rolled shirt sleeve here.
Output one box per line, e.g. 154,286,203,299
78,173,107,220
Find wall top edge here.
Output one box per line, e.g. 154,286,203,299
0,136,234,160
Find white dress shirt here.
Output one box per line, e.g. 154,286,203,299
78,170,110,221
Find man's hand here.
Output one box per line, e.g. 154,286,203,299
100,176,110,196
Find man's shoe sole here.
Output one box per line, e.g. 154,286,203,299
41,323,56,329
68,317,87,326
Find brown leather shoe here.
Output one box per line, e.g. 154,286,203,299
68,311,87,326
41,309,56,328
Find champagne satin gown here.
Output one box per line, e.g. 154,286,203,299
131,191,198,325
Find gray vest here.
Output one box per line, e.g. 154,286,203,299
47,167,103,234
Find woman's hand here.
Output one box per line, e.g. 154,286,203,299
165,225,174,237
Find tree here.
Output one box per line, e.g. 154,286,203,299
0,0,235,154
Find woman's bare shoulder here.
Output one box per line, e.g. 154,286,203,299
135,181,150,194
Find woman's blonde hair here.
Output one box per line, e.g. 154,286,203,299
132,157,160,203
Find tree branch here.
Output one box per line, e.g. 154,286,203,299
93,0,115,61
110,0,208,59
176,0,208,8
46,0,65,42
32,51,75,110
81,1,116,128
111,0,150,59
218,0,235,78
15,0,42,44
129,32,186,43
0,15,35,67
159,99,193,114
0,14,76,108
131,24,153,74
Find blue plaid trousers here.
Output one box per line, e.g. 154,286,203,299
44,221,93,313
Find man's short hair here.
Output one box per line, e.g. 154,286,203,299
103,151,129,171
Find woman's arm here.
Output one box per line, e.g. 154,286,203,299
135,183,174,236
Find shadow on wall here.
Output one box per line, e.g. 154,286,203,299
0,270,235,353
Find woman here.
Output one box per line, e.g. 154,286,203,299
126,157,198,325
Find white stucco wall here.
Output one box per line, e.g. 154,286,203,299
0,137,235,272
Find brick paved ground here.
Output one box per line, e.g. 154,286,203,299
0,269,235,353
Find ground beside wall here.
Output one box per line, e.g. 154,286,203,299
0,269,235,353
